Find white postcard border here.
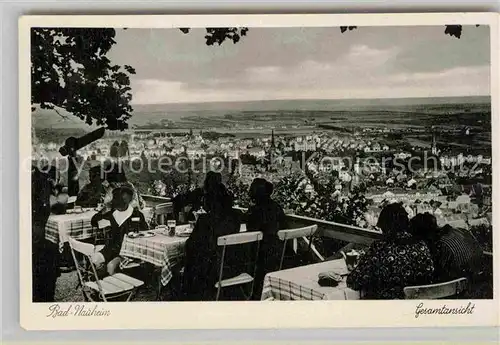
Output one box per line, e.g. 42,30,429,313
19,12,500,330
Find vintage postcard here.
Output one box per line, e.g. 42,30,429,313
19,13,499,330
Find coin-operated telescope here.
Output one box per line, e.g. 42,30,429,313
59,127,105,196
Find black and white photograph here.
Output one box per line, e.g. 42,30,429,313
20,13,498,329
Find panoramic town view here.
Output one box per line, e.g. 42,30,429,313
31,25,493,303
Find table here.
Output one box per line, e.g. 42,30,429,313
120,227,189,286
261,259,360,300
119,223,248,287
45,207,154,249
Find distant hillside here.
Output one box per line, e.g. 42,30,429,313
131,96,490,113
32,96,490,130
32,108,97,131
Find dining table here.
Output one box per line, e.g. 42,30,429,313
45,207,154,251
119,223,249,288
261,259,361,301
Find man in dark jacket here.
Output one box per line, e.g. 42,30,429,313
32,166,60,302
410,213,484,282
76,162,105,208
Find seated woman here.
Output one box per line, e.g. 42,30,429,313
346,203,435,299
90,186,149,276
245,178,288,298
182,172,242,300
410,213,484,283
102,163,145,211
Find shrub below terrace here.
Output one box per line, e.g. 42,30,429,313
470,224,493,253
146,170,370,257
141,168,493,259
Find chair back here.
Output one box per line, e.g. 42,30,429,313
215,231,263,300
403,277,468,299
67,236,107,301
277,225,318,270
68,237,95,256
154,202,173,225
93,219,112,245
217,231,263,246
277,225,318,241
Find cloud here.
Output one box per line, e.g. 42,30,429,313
132,62,489,104
123,30,490,104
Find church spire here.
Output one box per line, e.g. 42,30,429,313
271,129,275,148
431,126,438,155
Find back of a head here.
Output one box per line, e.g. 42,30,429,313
377,202,409,236
203,182,233,215
410,212,438,240
249,178,273,202
203,171,222,192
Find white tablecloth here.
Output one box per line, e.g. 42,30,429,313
119,223,248,286
45,207,153,248
261,259,360,300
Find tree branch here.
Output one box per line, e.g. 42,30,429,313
53,108,69,120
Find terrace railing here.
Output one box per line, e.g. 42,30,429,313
142,194,172,207
144,196,492,264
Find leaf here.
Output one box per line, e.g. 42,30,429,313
124,65,136,74
31,28,136,129
445,25,462,39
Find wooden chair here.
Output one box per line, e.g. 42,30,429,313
403,277,468,299
153,202,174,226
67,236,144,302
73,219,110,291
277,225,318,271
215,231,263,301
93,219,111,250
94,218,141,270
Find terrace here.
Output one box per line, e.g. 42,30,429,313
53,194,493,302
144,195,493,297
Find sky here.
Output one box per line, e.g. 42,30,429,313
107,26,491,104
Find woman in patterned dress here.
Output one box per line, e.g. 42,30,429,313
346,203,435,299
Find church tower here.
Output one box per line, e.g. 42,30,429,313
431,127,438,156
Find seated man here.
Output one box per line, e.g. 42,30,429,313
32,166,61,302
39,165,69,214
76,161,105,208
90,186,148,276
410,213,484,282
